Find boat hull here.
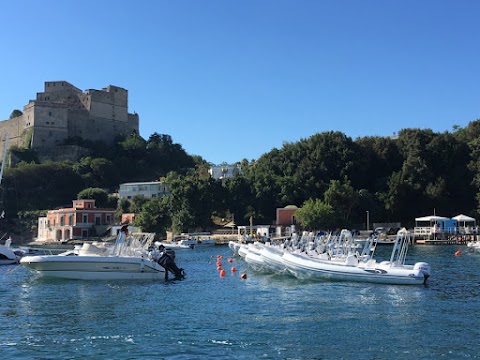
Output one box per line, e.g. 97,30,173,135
282,252,427,285
20,255,167,280
259,246,288,273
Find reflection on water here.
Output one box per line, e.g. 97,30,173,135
1,245,479,359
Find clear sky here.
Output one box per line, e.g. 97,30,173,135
1,1,479,165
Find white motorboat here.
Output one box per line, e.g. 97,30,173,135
20,231,185,281
0,237,26,265
466,240,480,252
282,229,431,285
157,236,216,250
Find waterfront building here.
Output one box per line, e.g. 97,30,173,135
118,181,170,200
36,199,115,242
275,205,299,237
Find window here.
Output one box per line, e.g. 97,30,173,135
83,214,88,223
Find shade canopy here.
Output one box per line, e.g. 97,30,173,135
452,214,476,222
415,215,449,222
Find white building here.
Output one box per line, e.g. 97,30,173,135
209,165,242,179
118,181,170,200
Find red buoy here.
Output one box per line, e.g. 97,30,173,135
240,273,247,279
231,266,237,272
228,258,233,263
455,250,461,256
219,269,226,277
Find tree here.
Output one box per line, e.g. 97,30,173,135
295,199,335,230
134,197,171,235
3,162,84,213
116,198,131,223
323,178,359,227
165,171,220,233
77,188,109,207
130,195,149,213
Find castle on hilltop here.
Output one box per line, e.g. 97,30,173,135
0,81,139,160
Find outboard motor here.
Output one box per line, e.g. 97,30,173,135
414,262,431,283
156,246,185,280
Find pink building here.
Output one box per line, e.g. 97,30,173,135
37,199,115,241
276,205,298,226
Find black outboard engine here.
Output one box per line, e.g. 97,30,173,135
156,246,185,280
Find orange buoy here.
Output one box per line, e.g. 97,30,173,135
219,269,226,277
228,258,233,263
240,273,247,279
231,266,237,272
455,250,461,256
217,266,223,270
216,261,222,266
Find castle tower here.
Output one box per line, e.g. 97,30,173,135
0,81,140,159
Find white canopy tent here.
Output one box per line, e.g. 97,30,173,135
452,214,476,227
415,215,449,223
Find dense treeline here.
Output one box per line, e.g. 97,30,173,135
3,120,480,236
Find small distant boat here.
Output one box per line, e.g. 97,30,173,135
20,231,185,281
466,240,480,252
0,237,26,265
157,236,216,250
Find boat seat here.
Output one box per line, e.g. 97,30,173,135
79,243,110,256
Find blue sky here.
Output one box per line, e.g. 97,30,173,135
1,1,479,164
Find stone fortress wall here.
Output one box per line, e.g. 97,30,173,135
0,81,139,160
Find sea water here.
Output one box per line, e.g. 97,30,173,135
1,245,479,359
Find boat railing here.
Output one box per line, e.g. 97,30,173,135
389,231,411,265
112,232,156,257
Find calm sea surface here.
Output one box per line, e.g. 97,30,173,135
1,244,479,360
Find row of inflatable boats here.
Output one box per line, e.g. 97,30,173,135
230,229,431,285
